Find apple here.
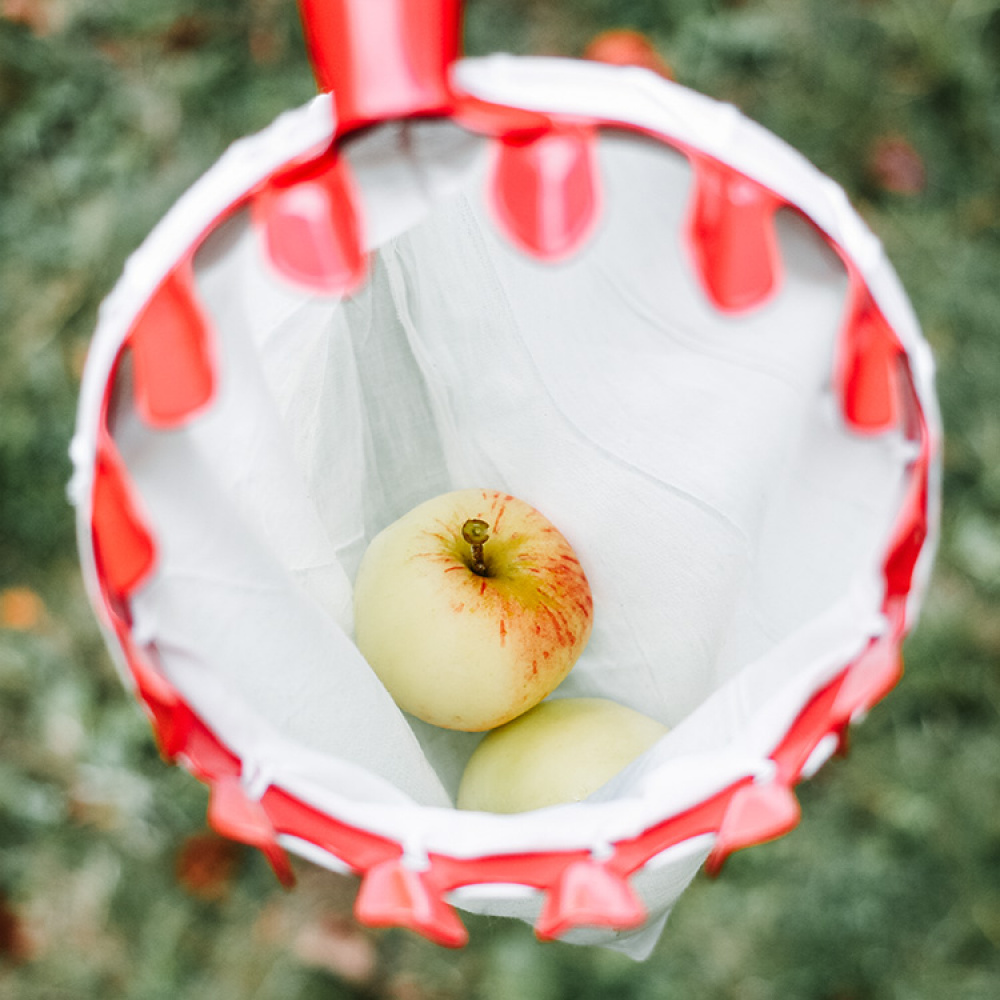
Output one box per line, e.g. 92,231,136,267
353,489,594,732
456,697,667,813
583,29,675,81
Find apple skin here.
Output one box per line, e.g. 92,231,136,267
583,29,675,80
456,697,668,813
352,489,594,732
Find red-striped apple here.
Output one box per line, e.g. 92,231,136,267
352,489,593,731
456,697,668,812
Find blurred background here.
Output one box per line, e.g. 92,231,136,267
1,1,998,996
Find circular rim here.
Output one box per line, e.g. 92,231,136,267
72,56,941,948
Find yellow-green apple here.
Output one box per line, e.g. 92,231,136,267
352,489,593,731
456,697,667,812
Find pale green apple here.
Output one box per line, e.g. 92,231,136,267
456,697,668,812
352,489,594,732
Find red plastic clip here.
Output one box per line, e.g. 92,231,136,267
882,460,931,630
128,259,216,429
535,859,646,940
254,151,367,297
297,0,460,135
837,278,904,433
355,858,468,948
91,430,156,602
117,631,194,762
686,154,784,313
208,776,295,888
769,674,849,786
706,780,800,876
490,124,601,261
832,636,903,724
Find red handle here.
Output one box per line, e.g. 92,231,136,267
297,0,462,135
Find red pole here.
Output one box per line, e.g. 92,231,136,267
297,0,462,135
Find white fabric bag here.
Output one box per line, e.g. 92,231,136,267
72,54,939,958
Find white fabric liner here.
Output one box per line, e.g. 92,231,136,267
74,57,939,955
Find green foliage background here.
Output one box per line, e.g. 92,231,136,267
1,1,998,997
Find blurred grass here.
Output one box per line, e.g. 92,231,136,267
1,0,999,997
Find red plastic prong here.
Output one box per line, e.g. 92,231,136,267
768,674,850,786
354,858,468,948
117,633,194,761
207,776,295,888
832,637,904,724
882,462,931,625
837,279,904,433
490,124,602,262
686,154,784,313
297,0,461,135
91,430,156,601
705,780,800,876
534,859,646,941
142,694,196,764
128,259,216,429
253,152,367,297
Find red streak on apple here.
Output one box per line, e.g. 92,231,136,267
492,501,508,534
442,525,591,696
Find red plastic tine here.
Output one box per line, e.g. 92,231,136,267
686,153,784,313
355,858,469,948
128,258,216,429
837,275,905,434
491,124,602,261
253,150,368,296
91,428,157,603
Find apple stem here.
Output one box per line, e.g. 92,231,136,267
462,518,490,576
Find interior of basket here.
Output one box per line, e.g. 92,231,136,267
109,119,910,809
